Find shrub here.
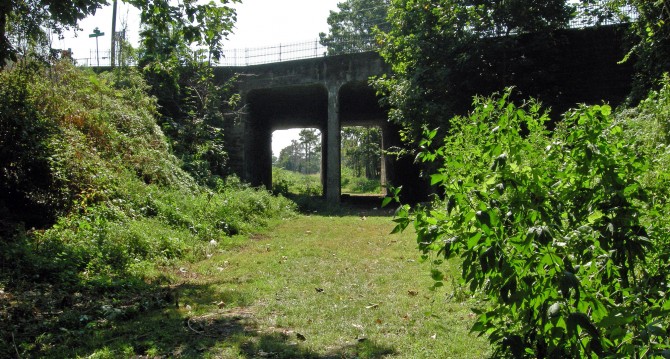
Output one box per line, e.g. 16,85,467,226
0,66,63,227
0,61,296,280
0,61,198,232
388,89,670,357
341,167,382,194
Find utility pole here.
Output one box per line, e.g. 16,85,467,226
110,0,118,67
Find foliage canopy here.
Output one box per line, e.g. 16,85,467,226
0,0,106,63
374,0,575,143
0,0,239,65
319,0,390,55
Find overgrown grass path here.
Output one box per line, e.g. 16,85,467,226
97,213,490,358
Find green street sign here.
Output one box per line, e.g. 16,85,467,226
89,28,105,38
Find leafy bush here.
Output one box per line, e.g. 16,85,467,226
0,61,191,230
0,66,61,227
388,89,670,357
28,178,295,279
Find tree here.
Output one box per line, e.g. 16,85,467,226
127,0,238,64
121,0,240,187
388,88,670,358
605,0,670,101
298,129,321,174
319,0,391,55
342,126,381,179
0,0,107,63
0,0,239,66
374,0,575,143
276,130,322,174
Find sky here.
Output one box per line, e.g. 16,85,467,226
52,0,343,157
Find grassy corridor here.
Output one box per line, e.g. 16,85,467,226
85,212,490,358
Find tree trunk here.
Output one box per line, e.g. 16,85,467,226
0,2,10,65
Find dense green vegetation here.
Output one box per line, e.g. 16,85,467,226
374,0,576,144
377,1,670,357
2,0,670,357
271,166,382,201
609,0,670,101
388,87,670,357
0,61,295,357
272,167,322,197
0,3,297,355
342,126,382,183
319,0,391,54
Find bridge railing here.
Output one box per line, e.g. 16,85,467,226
219,39,327,67
217,35,377,66
73,49,123,68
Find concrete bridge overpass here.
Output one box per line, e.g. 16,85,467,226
214,25,633,204
214,51,404,203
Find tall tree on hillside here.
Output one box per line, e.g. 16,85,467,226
319,0,391,55
125,0,239,186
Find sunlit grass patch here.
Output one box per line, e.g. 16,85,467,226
80,214,490,358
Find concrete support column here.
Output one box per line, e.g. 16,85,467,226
325,84,341,203
260,127,273,189
320,129,328,197
380,125,388,196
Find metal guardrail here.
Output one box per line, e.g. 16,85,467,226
74,3,638,68
219,40,327,67
73,38,371,67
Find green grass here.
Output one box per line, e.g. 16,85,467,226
50,213,490,358
272,167,322,196
0,61,297,357
341,167,382,195
1,60,487,359
272,166,383,197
